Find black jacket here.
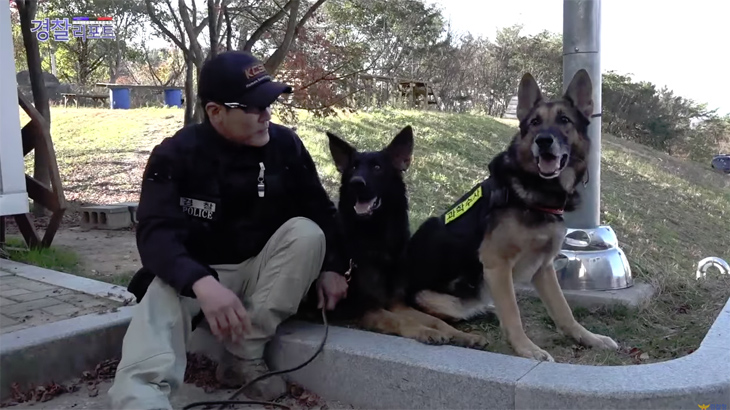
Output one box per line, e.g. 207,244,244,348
130,120,347,299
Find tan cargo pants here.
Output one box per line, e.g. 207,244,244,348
107,217,325,410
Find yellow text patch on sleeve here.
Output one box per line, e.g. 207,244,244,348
444,185,483,224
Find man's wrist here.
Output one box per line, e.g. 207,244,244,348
191,274,217,296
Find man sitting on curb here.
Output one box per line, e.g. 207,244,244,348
108,50,350,410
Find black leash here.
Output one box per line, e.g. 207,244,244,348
182,305,329,410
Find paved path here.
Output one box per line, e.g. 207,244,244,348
0,271,121,334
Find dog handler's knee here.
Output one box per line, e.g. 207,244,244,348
285,217,325,244
285,217,325,263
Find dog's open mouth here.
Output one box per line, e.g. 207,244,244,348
354,196,381,216
536,154,569,179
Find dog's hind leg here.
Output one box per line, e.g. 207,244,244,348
391,304,489,349
360,308,450,345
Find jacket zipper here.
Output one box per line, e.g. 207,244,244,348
257,162,265,198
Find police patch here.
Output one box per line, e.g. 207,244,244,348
180,197,217,220
444,185,483,224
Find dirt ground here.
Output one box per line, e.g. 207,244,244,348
4,207,141,285
51,227,141,280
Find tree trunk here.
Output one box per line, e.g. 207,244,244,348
17,0,51,217
207,0,218,58
184,57,195,125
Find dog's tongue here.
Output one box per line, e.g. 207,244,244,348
538,157,560,174
354,197,378,214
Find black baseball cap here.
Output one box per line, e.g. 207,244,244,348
197,50,293,108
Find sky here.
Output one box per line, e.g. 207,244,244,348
425,0,730,116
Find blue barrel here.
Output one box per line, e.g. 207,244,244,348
164,88,183,108
109,87,131,109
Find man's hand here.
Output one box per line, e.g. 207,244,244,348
192,276,252,342
317,270,348,311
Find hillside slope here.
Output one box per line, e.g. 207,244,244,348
17,106,730,365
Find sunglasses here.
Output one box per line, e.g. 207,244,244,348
222,102,270,114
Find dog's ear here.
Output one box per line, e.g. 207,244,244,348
386,125,414,172
564,68,594,120
516,72,543,123
327,131,356,173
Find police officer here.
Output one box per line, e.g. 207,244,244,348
108,51,349,410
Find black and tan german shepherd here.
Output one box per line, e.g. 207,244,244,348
320,125,487,348
402,69,619,361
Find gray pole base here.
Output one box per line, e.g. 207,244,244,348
555,226,633,291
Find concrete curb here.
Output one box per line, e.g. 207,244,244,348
0,306,134,400
1,261,727,409
268,294,730,409
0,259,136,304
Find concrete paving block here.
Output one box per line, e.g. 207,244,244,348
41,301,84,317
515,280,655,310
8,277,58,292
2,259,135,305
79,204,132,230
267,321,539,410
1,296,64,316
0,306,134,401
0,287,33,298
13,309,59,328
6,287,74,303
0,314,19,327
0,296,16,306
515,346,730,409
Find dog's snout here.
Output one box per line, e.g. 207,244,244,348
349,175,366,187
535,134,554,150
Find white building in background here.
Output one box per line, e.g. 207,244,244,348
0,2,29,217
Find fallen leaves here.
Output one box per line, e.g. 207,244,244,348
288,383,326,410
183,352,222,393
627,347,650,363
0,358,120,407
2,381,79,406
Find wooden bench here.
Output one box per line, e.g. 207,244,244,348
60,93,109,108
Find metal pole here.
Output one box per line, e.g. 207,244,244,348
556,0,633,291
562,0,601,229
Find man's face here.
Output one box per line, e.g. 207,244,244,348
206,102,272,147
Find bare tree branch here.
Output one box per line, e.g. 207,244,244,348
263,0,299,74
146,0,189,55
141,39,164,86
294,0,325,35
178,0,205,66
224,2,233,50
208,0,219,57
243,0,294,51
165,0,186,46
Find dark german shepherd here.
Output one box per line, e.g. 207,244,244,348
322,125,487,348
403,69,619,361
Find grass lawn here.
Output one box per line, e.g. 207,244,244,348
11,105,730,366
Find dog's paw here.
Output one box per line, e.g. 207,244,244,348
414,327,450,345
582,332,619,350
454,332,489,349
515,343,555,362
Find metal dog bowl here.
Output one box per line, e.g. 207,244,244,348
554,226,633,291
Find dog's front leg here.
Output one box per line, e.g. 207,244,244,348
391,304,489,349
532,262,619,351
484,264,555,362
360,308,450,345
